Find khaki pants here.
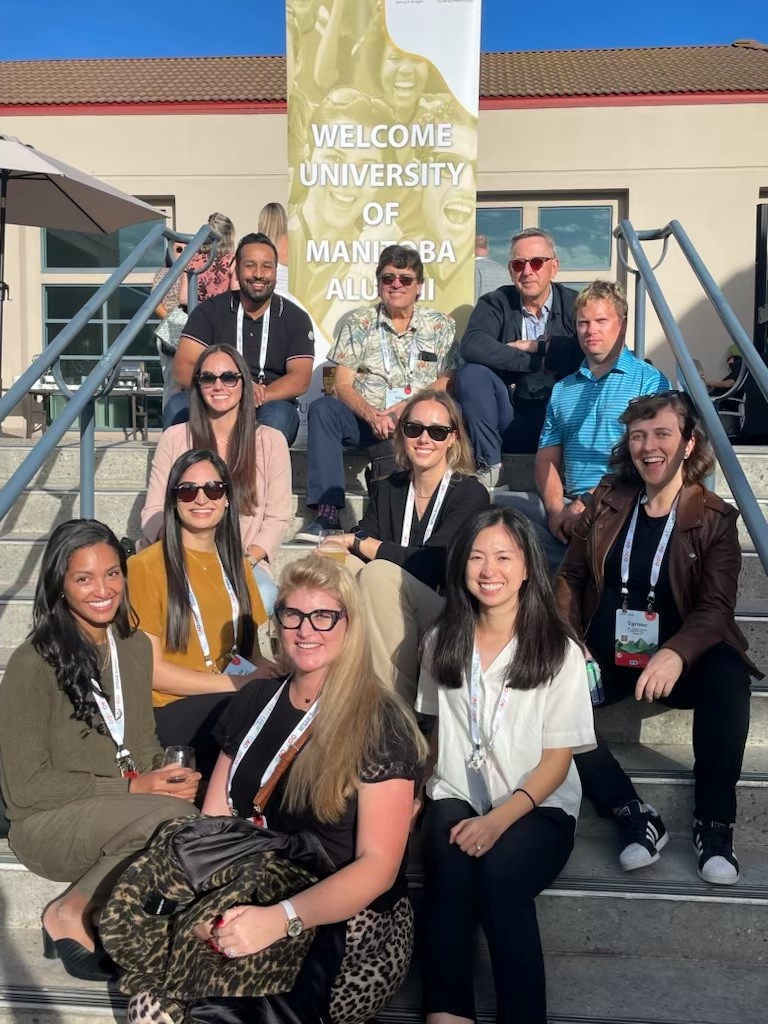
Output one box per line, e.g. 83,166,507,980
10,794,197,903
354,560,445,706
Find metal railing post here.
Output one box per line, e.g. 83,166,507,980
79,401,96,520
634,276,646,361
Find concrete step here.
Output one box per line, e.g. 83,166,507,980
0,926,763,1024
577,743,768,844
716,446,768,500
2,833,765,963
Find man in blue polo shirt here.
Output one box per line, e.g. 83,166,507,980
503,280,669,567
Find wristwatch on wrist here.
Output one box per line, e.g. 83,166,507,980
279,898,304,938
351,530,369,559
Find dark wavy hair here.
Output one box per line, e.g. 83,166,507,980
428,507,572,691
189,344,259,515
161,449,255,658
30,519,137,730
609,392,715,486
235,231,278,266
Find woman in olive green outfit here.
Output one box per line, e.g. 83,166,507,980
0,520,199,983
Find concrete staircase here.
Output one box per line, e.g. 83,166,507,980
0,436,766,1023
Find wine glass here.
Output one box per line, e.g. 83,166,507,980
162,745,196,783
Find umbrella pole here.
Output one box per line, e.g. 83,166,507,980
0,170,8,391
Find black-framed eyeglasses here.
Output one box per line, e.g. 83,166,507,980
275,607,347,631
172,480,229,502
510,256,553,273
379,272,417,287
402,420,455,442
196,371,243,389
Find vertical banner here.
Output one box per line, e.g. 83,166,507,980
286,0,482,405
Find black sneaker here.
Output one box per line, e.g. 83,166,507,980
616,799,668,871
293,514,339,544
693,819,740,885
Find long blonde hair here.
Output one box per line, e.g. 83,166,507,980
276,556,426,822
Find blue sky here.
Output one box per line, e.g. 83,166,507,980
0,0,765,59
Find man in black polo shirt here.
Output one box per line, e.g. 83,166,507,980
169,232,315,444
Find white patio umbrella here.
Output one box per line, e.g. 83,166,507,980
0,134,163,384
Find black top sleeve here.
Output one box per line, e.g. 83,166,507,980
284,302,316,361
460,291,533,373
368,474,490,589
181,299,218,347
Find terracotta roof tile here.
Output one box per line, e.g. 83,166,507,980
1,42,767,107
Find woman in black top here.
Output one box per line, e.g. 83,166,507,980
324,389,489,704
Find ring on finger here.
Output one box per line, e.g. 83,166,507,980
475,843,482,851
226,946,237,958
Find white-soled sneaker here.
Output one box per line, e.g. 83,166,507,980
616,799,669,871
694,819,740,885
476,463,503,492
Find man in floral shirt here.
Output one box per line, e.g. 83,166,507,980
295,245,458,541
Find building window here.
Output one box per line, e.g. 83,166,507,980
477,195,623,292
44,285,162,428
43,222,166,272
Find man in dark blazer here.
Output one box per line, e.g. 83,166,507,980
455,228,581,482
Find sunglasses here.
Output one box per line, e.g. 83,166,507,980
379,273,417,287
628,389,696,413
172,480,229,502
510,257,554,273
402,420,455,442
196,371,243,389
275,607,347,631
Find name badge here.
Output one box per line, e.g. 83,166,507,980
615,609,659,667
224,654,259,677
385,387,410,408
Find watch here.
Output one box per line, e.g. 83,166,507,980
279,898,304,938
351,530,369,559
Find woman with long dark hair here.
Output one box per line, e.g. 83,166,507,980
320,389,488,703
416,506,595,1024
142,343,292,614
130,450,272,778
557,391,760,884
0,520,199,983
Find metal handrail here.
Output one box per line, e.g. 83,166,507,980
615,218,768,571
0,222,219,523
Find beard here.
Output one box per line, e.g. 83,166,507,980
239,277,276,307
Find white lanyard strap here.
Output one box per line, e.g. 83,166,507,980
236,301,271,383
400,470,452,547
226,679,319,813
468,646,513,768
187,550,240,670
620,494,679,610
90,628,128,757
379,320,417,384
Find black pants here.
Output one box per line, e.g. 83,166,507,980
154,693,232,781
575,642,751,822
420,798,575,1024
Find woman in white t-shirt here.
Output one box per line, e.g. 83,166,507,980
415,506,595,1024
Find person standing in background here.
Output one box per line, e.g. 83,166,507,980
258,202,289,295
474,234,509,301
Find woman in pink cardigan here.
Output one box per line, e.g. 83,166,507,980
141,344,292,612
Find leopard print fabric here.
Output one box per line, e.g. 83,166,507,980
127,896,414,1024
330,896,414,1024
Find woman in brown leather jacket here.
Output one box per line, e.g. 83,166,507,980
557,391,760,886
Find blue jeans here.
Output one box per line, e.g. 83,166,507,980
455,363,546,463
254,400,300,447
306,396,377,508
251,562,278,617
161,391,299,447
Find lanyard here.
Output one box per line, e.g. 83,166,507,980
236,301,271,383
226,678,319,814
400,470,452,547
379,321,417,387
187,550,240,671
620,493,679,612
90,628,135,773
467,646,513,770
